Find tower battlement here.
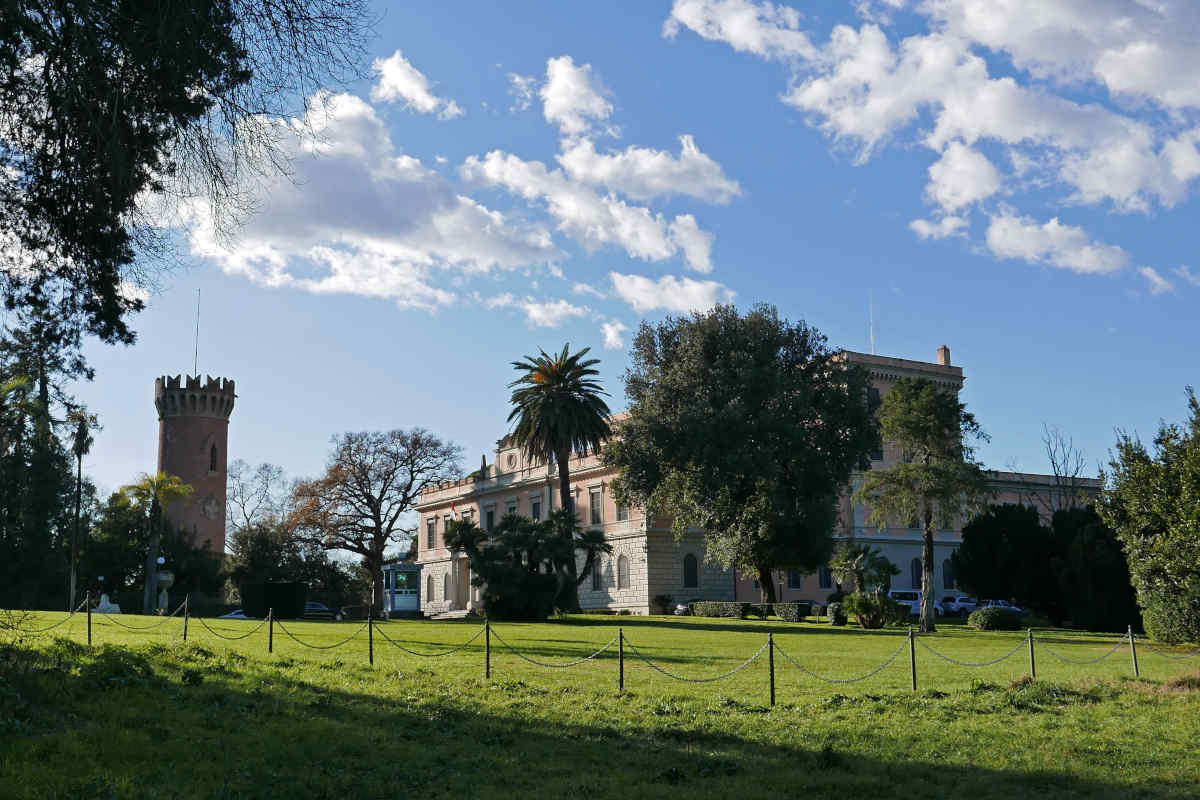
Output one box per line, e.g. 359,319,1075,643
155,374,236,421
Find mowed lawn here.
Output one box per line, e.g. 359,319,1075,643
2,611,1200,799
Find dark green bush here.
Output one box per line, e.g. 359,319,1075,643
844,592,908,629
968,607,1023,631
689,601,750,619
240,582,307,619
826,590,845,604
774,602,811,622
827,602,847,626
747,603,770,620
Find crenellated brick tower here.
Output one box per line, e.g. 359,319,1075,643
154,375,236,556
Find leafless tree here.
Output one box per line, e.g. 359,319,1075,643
1034,424,1092,514
290,430,461,614
226,460,291,544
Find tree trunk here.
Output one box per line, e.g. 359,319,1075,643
920,505,937,633
555,448,581,612
68,453,82,611
756,565,777,604
143,501,161,615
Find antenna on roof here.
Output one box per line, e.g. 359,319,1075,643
193,288,200,376
869,289,875,355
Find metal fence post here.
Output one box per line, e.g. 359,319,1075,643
1129,625,1139,678
86,591,92,648
1027,628,1036,680
368,610,374,666
268,608,274,654
618,628,624,692
485,619,491,680
768,633,776,707
183,594,189,643
908,626,916,691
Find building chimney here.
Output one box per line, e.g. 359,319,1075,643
936,344,951,366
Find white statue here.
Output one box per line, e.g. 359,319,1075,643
96,593,121,614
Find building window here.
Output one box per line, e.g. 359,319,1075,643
485,508,495,531
426,518,436,550
589,487,602,525
942,558,954,590
444,515,452,538
531,498,541,521
591,559,602,591
787,570,803,589
506,500,518,517
209,444,218,472
442,573,451,602
910,558,921,590
617,554,630,590
616,504,629,522
426,574,433,602
819,567,833,590
682,554,699,588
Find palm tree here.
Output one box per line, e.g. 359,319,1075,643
508,345,612,610
121,473,192,614
66,408,99,611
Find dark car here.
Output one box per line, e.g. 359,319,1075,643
303,601,344,621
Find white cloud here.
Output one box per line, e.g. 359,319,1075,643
508,73,539,112
1174,265,1200,287
520,298,589,327
909,215,966,240
601,321,628,349
371,50,463,120
557,135,741,203
180,92,554,309
663,0,816,60
609,272,735,313
1139,266,1174,295
925,142,1000,212
572,282,606,298
486,292,517,309
985,214,1128,275
462,150,713,267
541,56,613,137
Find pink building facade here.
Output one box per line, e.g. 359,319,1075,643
416,346,1097,615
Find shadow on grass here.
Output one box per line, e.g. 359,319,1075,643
2,639,1194,799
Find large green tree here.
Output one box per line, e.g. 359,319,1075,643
120,472,193,614
853,377,990,632
1054,506,1140,632
605,305,878,603
829,541,900,594
1098,388,1200,643
953,504,1056,614
508,345,612,611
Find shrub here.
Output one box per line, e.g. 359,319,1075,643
1021,612,1052,629
240,582,307,619
689,601,750,619
746,603,770,620
826,602,847,626
774,602,811,623
652,594,675,614
826,590,845,604
968,607,1023,631
844,591,907,629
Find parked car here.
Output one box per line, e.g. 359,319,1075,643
887,589,942,617
980,599,1023,614
940,594,978,616
218,609,249,619
303,601,344,621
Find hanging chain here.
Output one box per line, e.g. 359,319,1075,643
373,622,486,657
273,619,368,650
774,638,907,684
489,627,618,668
195,614,270,641
916,636,1028,667
623,637,768,683
0,598,88,634
93,601,186,631
1035,635,1125,665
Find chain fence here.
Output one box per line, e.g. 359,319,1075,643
5,599,1199,705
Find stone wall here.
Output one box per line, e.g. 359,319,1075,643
578,531,649,613
646,530,735,610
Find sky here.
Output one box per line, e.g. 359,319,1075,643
77,0,1198,497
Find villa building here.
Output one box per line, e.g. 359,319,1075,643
415,345,1099,616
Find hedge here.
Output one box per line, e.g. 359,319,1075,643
240,582,307,619
689,601,748,619
774,602,811,622
967,607,1023,631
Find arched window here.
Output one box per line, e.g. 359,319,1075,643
617,554,630,590
442,573,451,602
426,574,433,602
591,558,602,591
209,444,218,472
910,558,921,590
942,558,954,590
682,554,699,588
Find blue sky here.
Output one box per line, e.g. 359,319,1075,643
79,0,1197,496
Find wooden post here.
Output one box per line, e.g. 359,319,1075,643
268,608,274,654
1027,628,1036,680
618,628,624,692
183,594,189,643
86,591,92,648
368,610,374,666
768,633,776,707
1129,625,1139,678
908,626,916,691
485,619,491,680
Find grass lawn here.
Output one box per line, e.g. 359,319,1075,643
2,611,1200,799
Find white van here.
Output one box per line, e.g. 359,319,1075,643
887,589,942,617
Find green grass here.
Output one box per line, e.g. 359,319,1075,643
3,611,1200,799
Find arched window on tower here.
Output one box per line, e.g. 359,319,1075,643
209,444,218,472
